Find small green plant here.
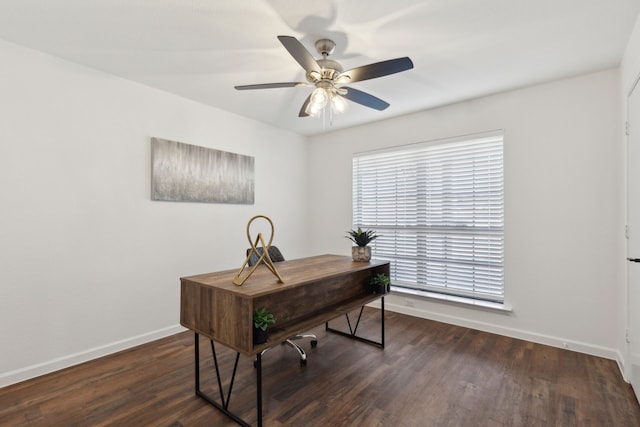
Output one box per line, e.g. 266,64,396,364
253,307,276,331
370,273,391,294
346,227,378,247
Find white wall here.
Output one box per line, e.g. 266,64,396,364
622,14,640,94
308,69,623,361
0,40,308,386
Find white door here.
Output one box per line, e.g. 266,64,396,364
627,76,640,401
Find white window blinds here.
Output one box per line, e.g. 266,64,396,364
353,132,504,303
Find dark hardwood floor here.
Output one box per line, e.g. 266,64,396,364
2,308,639,426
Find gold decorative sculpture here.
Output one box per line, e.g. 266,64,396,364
232,215,284,286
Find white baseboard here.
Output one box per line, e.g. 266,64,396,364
615,349,629,383
368,299,620,363
0,324,186,388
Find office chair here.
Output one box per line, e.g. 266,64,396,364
247,246,317,366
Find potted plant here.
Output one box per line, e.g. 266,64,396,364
253,307,276,345
346,227,378,262
369,273,391,295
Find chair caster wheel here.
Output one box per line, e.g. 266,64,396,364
311,340,318,348
300,358,307,367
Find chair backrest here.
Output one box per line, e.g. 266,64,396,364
247,246,285,266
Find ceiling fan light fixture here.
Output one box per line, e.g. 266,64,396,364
306,87,329,116
306,87,348,117
310,87,328,105
305,101,324,117
331,92,348,114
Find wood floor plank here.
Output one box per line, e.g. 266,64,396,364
1,309,639,426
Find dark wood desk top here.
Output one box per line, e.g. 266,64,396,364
181,254,388,296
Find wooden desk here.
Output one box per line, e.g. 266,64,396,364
180,254,390,426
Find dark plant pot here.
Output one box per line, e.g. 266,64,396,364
253,326,268,345
352,246,372,262
372,283,388,295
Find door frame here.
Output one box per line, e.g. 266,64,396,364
626,70,640,392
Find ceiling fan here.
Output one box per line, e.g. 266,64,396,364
235,36,414,117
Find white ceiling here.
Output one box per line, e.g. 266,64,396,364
0,0,638,136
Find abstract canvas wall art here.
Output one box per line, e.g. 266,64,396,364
151,138,254,204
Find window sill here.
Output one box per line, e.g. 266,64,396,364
389,286,512,313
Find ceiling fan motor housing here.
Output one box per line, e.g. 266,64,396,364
307,58,343,84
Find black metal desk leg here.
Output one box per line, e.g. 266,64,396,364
195,333,201,393
325,296,386,348
256,352,263,427
381,296,385,348
193,333,250,427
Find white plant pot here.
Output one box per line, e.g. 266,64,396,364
352,246,371,262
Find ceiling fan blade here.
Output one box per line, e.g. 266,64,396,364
341,87,390,111
235,82,308,90
338,57,413,84
277,35,321,74
298,93,312,117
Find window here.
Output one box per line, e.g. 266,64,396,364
352,132,504,303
